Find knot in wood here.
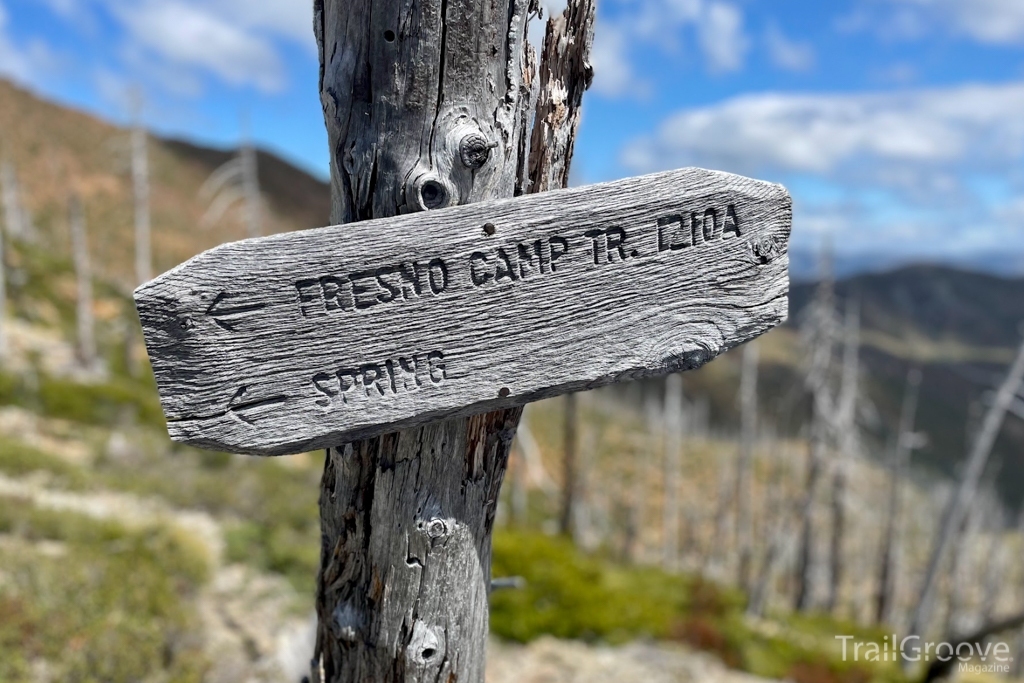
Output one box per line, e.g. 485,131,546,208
426,518,449,539
459,132,496,170
407,620,444,666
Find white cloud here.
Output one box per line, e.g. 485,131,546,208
699,2,748,73
39,0,315,95
866,0,1024,45
764,24,815,72
591,23,652,98
198,0,314,48
112,1,286,93
622,82,1024,179
592,0,751,100
621,81,1024,260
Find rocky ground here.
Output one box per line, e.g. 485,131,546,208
487,637,776,683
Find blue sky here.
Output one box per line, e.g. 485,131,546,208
2,0,1024,275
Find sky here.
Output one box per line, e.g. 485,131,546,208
2,0,1024,276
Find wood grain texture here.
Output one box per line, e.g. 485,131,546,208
527,0,595,193
310,1,536,681
135,167,791,457
315,408,520,682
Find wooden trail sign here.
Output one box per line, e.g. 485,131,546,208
136,166,791,456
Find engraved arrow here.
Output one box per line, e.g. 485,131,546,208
206,293,267,331
227,386,288,425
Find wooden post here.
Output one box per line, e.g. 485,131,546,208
875,366,922,625
69,195,96,371
134,4,792,679
734,341,758,590
905,335,1024,651
311,2,588,679
662,374,683,570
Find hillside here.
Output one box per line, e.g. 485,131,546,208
0,79,329,290
4,80,1024,681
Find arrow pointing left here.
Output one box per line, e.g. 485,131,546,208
227,386,288,425
206,292,267,331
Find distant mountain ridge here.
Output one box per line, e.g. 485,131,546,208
786,266,1024,509
4,78,1023,507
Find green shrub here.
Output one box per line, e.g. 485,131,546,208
0,438,90,489
489,529,909,683
0,499,209,682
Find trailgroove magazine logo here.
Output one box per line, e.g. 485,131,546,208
835,635,1013,672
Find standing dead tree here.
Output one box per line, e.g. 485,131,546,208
69,195,96,371
746,436,793,617
0,204,6,357
131,103,152,285
826,298,859,614
311,1,594,680
0,160,32,243
875,366,923,625
905,334,1024,651
663,373,684,570
794,259,839,611
560,392,580,538
734,341,758,591
200,135,262,238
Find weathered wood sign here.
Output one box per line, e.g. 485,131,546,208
136,167,791,456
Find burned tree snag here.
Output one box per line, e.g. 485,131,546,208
312,1,582,680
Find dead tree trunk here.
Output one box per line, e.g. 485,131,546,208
735,341,758,590
1,161,24,242
905,336,1024,650
0,215,6,357
560,392,579,538
826,298,859,614
132,112,152,284
662,374,684,570
509,423,529,527
921,609,1024,683
312,1,593,680
794,258,837,612
69,195,96,371
628,386,661,563
747,438,793,617
241,140,261,239
875,367,922,625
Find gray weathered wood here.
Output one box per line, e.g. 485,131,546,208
734,340,758,589
70,195,96,370
136,167,791,456
826,298,859,614
559,391,579,537
0,209,6,357
662,373,683,570
794,258,837,611
309,0,540,680
905,334,1024,649
241,141,261,238
132,106,152,285
1,160,26,242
